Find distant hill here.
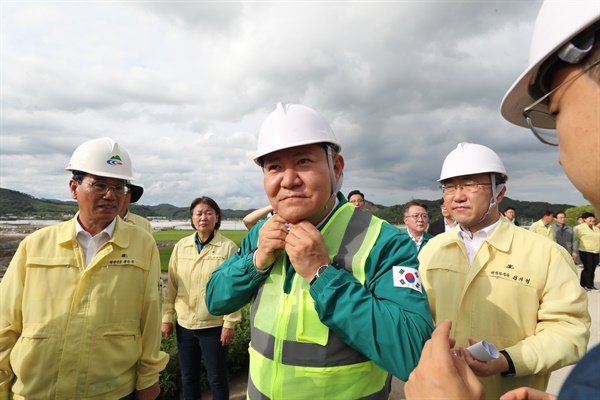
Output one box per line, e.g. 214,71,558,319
0,188,78,217
0,188,258,221
373,197,576,225
0,187,576,225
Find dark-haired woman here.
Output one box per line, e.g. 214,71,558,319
161,196,240,399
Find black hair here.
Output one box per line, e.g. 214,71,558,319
403,200,428,216
71,170,86,183
540,210,554,218
189,196,221,231
347,190,364,200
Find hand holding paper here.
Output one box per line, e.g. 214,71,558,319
467,340,499,362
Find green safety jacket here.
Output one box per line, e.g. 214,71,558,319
248,202,388,399
206,194,433,399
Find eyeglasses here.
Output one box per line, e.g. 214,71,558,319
350,199,365,204
523,59,600,146
440,182,492,195
82,181,129,196
405,213,429,221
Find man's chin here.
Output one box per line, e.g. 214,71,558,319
276,208,314,224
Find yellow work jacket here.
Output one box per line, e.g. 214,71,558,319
123,212,152,234
419,217,590,400
529,219,556,241
162,232,241,329
0,216,168,400
575,223,600,253
248,204,389,400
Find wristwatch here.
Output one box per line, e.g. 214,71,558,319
310,265,329,285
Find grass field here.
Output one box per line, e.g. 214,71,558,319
154,229,248,271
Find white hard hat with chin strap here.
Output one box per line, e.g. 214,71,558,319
255,103,343,223
501,1,600,128
439,143,509,232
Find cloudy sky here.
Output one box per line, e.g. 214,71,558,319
0,0,588,210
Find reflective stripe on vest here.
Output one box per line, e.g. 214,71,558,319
248,204,388,399
247,373,390,400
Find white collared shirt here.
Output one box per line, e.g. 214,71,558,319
406,230,424,252
75,218,117,266
444,219,458,232
457,218,501,264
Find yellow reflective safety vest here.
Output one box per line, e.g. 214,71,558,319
248,203,389,399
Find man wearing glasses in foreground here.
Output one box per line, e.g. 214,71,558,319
0,138,168,399
416,142,589,400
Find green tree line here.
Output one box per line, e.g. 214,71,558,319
1,187,588,226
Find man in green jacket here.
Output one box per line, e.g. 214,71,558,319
206,102,433,399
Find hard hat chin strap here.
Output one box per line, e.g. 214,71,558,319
460,174,504,236
307,145,342,225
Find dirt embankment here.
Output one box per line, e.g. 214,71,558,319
0,227,173,280
0,228,33,279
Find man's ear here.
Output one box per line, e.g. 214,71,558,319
333,154,344,181
496,185,507,204
69,180,79,200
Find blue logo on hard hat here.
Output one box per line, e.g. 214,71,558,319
106,155,123,166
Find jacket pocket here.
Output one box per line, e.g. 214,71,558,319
85,322,141,397
11,324,62,399
296,289,328,346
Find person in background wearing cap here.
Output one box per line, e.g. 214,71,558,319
206,103,433,399
0,138,168,400
415,142,589,400
529,210,557,242
119,182,152,233
348,189,366,209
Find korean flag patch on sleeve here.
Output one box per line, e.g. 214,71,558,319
393,266,422,293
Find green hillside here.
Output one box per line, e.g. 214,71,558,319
0,187,579,225
0,188,78,218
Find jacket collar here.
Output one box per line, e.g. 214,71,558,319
437,215,513,253
58,214,130,249
184,231,225,248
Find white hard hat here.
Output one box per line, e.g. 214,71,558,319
66,137,135,180
254,102,342,166
501,1,600,127
439,142,508,183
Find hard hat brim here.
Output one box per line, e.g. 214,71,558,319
128,183,144,203
501,4,600,128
